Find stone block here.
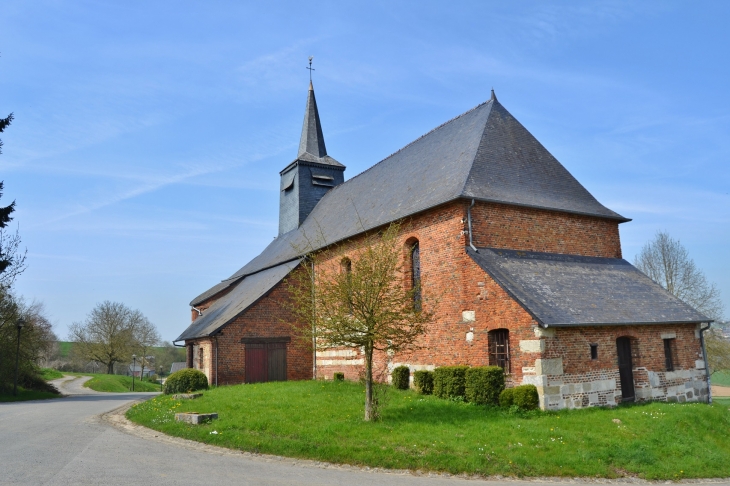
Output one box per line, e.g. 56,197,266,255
465,331,474,342
696,360,706,369
582,382,592,393
461,310,476,322
589,392,599,405
522,366,536,375
533,327,556,338
660,332,676,340
535,358,563,376
647,371,661,388
522,375,547,387
175,412,218,425
172,393,202,400
519,340,545,353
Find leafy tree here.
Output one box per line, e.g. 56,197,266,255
69,301,158,374
634,231,724,321
288,223,436,421
151,342,186,376
0,292,57,393
0,113,26,288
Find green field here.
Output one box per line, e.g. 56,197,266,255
39,368,64,380
711,370,730,387
80,373,162,392
127,380,730,480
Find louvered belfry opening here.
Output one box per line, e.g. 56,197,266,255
411,241,421,311
488,329,510,372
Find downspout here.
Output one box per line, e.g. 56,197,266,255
699,322,712,404
311,259,317,380
467,199,478,253
192,306,202,316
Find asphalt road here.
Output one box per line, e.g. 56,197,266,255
1,376,727,486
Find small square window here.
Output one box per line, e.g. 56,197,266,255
590,344,598,360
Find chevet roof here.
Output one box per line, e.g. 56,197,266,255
467,247,710,326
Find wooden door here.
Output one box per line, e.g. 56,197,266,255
245,343,268,383
616,337,635,402
267,342,287,382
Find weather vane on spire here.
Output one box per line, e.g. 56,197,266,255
307,56,315,82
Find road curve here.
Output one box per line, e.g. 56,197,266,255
1,376,726,485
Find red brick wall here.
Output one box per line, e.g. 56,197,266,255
544,324,701,374
185,277,312,385
470,201,622,258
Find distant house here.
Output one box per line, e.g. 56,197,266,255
128,364,155,378
170,362,186,375
175,82,713,410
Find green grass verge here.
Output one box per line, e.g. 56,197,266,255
39,368,64,381
0,387,61,402
82,373,162,392
126,380,730,480
711,370,730,387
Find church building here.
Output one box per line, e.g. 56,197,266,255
175,81,712,410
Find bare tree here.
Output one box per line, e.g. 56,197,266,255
69,301,140,374
287,223,436,421
0,114,27,288
634,231,724,321
131,312,160,378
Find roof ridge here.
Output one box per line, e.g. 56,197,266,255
337,99,493,189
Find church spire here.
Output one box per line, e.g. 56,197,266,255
297,80,328,159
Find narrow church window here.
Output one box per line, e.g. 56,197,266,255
590,344,598,360
411,242,421,311
488,329,510,372
198,347,204,369
663,338,675,371
341,258,353,313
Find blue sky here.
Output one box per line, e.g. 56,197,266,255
1,1,728,342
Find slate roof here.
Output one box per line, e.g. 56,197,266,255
170,362,186,374
185,92,632,339
467,247,711,326
177,259,301,341
288,81,343,170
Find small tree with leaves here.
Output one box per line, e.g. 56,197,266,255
288,223,436,421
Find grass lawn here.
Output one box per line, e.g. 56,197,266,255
52,372,162,392
127,380,730,480
81,373,162,392
39,368,64,381
711,370,730,387
0,387,61,402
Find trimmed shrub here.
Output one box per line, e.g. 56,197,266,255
333,372,344,381
499,387,515,407
433,365,469,399
413,370,434,395
391,366,410,390
465,366,504,405
512,384,539,410
164,368,209,394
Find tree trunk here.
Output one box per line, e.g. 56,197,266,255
107,361,114,374
364,345,374,421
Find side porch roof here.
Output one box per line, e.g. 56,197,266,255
176,259,302,342
467,247,711,327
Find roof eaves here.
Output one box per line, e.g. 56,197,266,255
460,196,632,223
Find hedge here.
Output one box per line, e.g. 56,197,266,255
413,370,434,395
433,365,469,399
391,366,410,390
465,366,504,405
163,368,209,394
499,387,515,407
512,384,539,410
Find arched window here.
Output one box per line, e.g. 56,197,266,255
341,258,353,313
488,329,509,372
411,241,421,311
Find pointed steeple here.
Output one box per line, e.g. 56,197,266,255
298,81,328,159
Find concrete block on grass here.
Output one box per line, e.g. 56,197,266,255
175,412,218,424
173,393,203,400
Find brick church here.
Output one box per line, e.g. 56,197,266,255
175,82,712,410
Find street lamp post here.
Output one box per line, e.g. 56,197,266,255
159,365,163,392
131,354,136,392
12,318,25,397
